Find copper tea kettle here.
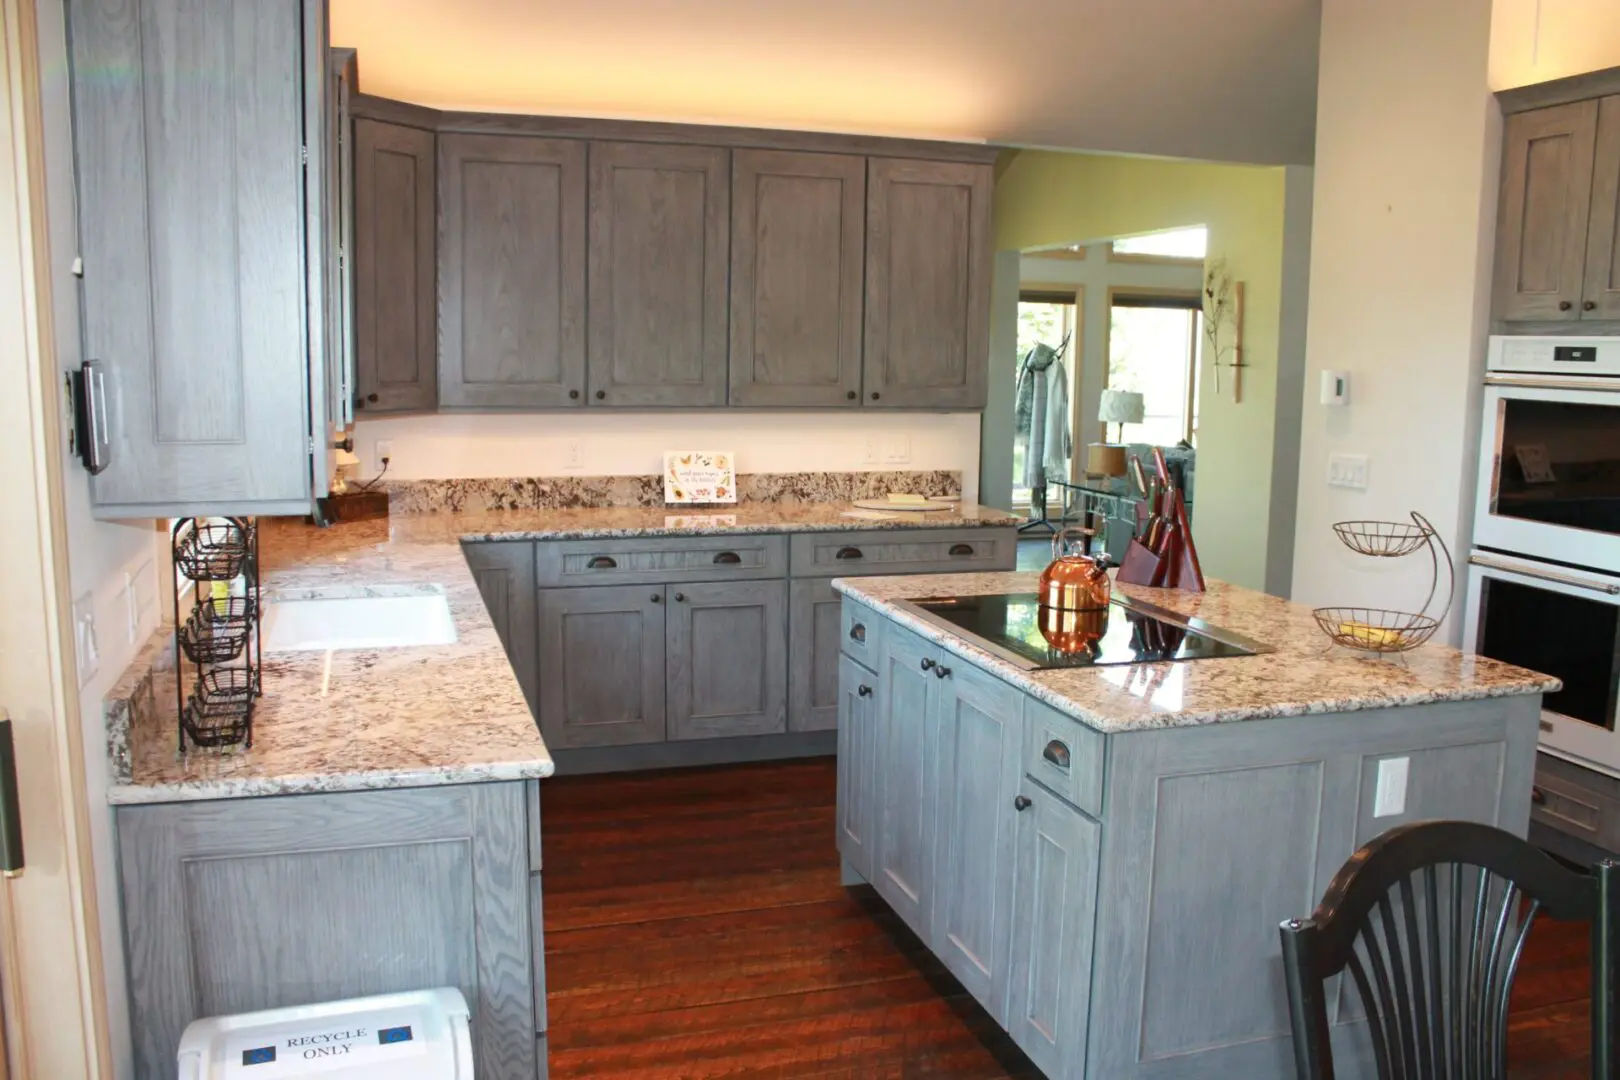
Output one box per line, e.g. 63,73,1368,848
1038,527,1112,612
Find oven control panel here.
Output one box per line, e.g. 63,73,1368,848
1489,335,1620,377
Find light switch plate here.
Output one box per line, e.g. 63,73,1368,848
1328,452,1369,490
1374,756,1409,818
72,591,99,687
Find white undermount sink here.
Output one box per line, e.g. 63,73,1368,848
262,589,458,652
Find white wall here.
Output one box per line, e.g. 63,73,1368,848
1491,0,1620,89
35,3,164,1073
354,411,986,503
1293,0,1500,634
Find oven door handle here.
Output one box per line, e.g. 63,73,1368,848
1484,372,1620,393
1469,554,1620,596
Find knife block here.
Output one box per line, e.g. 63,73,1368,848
1118,489,1205,591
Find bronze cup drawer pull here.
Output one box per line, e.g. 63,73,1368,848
586,555,618,569
849,623,866,643
713,551,742,565
949,543,975,556
1042,740,1072,770
836,546,864,560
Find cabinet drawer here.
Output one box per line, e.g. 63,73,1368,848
535,534,786,586
1022,698,1105,819
1532,752,1620,851
790,528,1016,577
840,599,884,668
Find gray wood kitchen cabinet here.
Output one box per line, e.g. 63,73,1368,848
1004,780,1101,1079
325,50,357,430
354,118,438,412
931,662,1023,1021
587,141,730,406
863,158,993,408
117,782,546,1080
729,150,866,407
789,578,844,731
1586,97,1620,320
440,133,587,408
836,653,879,882
872,623,939,937
667,579,788,740
1495,100,1601,322
67,0,327,517
537,585,666,748
462,541,538,715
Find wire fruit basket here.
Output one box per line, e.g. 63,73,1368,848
1313,512,1454,654
172,518,262,750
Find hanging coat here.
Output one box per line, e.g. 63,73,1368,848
1014,343,1072,488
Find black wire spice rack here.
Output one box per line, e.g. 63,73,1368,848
171,518,262,750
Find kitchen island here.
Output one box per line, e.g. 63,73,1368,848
103,493,1018,1079
832,570,1559,1080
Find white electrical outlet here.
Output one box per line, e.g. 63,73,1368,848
1327,452,1369,490
563,441,583,470
864,436,881,465
374,440,393,474
1374,756,1410,818
72,592,100,687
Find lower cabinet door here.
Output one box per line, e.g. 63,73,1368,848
836,653,879,879
537,585,666,748
461,541,538,717
788,578,843,731
1006,782,1102,1078
873,625,938,939
667,579,788,740
932,663,1022,1022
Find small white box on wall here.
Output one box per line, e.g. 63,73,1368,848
663,450,737,504
1320,370,1350,406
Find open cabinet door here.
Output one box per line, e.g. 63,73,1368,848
0,0,113,1075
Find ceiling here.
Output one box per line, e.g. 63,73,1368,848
330,0,1322,166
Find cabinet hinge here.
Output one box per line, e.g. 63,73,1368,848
300,145,308,167
308,436,316,455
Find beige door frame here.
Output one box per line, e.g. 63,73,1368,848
0,0,113,1075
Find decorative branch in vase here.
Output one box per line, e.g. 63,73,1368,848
1202,257,1247,403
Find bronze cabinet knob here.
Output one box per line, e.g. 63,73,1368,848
1559,300,1574,311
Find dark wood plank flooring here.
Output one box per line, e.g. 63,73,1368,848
541,758,1594,1079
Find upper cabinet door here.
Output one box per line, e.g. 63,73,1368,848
353,119,437,413
68,0,317,516
588,142,730,407
1583,96,1620,320
1495,100,1600,322
863,159,992,409
439,134,587,409
729,150,865,407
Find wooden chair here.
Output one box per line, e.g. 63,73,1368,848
1278,820,1618,1079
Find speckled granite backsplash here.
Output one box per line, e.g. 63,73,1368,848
383,470,960,513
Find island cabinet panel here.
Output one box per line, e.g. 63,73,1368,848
790,528,1016,578
1005,781,1101,1079
863,158,992,408
836,653,880,881
439,133,587,409
117,783,544,1080
587,141,730,407
1585,96,1620,320
667,579,788,740
789,578,844,731
537,585,666,748
872,624,940,938
67,0,320,516
1495,99,1600,322
931,663,1023,1021
462,541,538,714
353,118,438,413
729,150,866,407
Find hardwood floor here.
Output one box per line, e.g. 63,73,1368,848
541,757,1595,1079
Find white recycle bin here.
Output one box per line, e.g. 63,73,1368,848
176,988,474,1079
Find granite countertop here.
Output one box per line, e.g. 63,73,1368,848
106,499,1020,803
834,571,1562,735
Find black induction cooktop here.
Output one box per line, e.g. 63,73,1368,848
904,592,1268,670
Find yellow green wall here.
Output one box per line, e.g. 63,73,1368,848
994,150,1296,592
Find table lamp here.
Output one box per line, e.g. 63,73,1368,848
1086,390,1145,477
